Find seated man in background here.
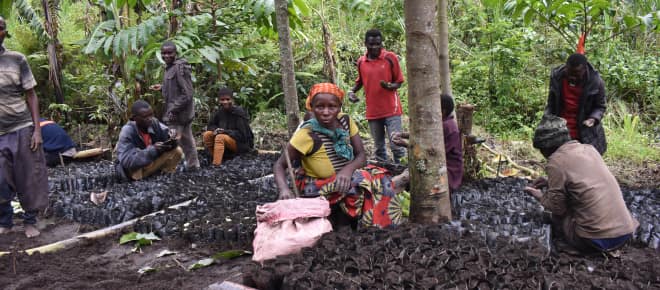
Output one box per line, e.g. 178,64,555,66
524,114,638,254
391,94,463,192
39,118,77,167
202,87,254,167
115,100,183,181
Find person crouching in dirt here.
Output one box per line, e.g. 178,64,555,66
39,118,78,167
524,114,638,254
115,100,183,181
202,87,254,167
390,94,463,192
273,83,404,229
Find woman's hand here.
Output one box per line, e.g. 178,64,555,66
335,168,353,193
278,188,295,200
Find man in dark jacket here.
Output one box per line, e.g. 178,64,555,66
115,100,183,181
544,53,607,155
202,87,254,166
150,41,199,170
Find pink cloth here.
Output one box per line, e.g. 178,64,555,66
252,198,332,263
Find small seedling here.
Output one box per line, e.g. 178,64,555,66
119,232,161,252
188,258,215,270
188,250,252,271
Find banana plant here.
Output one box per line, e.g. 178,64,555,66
7,0,65,104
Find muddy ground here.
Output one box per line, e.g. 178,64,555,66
0,152,658,289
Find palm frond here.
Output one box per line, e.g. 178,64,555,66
13,0,47,40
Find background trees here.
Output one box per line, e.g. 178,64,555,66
2,0,657,162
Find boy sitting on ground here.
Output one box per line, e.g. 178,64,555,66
115,100,183,181
202,88,254,167
390,94,464,192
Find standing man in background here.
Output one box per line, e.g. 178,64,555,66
151,41,200,170
0,16,49,238
348,29,407,163
544,53,607,155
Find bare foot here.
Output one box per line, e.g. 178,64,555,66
0,227,11,235
24,224,40,238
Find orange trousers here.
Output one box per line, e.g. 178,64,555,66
202,131,238,166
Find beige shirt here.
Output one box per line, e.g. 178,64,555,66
0,47,37,135
542,141,639,239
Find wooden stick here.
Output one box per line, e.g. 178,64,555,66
281,142,300,197
0,198,197,257
481,144,539,177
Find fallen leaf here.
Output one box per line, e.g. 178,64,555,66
157,250,179,258
188,258,215,270
212,250,251,260
501,168,520,177
138,266,156,274
90,191,108,205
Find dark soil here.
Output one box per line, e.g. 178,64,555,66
1,154,658,289
243,224,659,290
0,232,248,290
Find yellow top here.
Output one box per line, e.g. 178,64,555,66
290,114,359,178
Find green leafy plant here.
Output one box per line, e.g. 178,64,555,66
188,250,251,271
119,232,161,252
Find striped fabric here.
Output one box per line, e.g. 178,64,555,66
318,116,351,171
0,48,36,135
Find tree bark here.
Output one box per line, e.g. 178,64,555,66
169,0,179,37
321,20,337,84
274,0,300,135
437,0,452,95
42,0,65,104
405,0,451,223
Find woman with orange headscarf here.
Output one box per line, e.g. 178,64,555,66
273,83,403,228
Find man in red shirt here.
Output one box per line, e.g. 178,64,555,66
544,53,607,155
348,29,406,163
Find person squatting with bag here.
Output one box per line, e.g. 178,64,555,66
273,83,404,229
202,87,254,167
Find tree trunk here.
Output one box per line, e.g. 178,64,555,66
321,20,337,84
169,0,179,37
42,0,64,104
404,0,451,223
437,0,452,95
274,0,300,135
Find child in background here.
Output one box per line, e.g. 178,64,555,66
391,94,463,191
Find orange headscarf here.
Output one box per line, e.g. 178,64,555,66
305,83,345,111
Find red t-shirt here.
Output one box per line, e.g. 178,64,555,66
561,78,582,139
139,131,152,147
355,49,405,120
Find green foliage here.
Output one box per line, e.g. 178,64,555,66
604,102,660,163
119,232,161,252
84,14,168,56
12,0,46,40
188,250,250,271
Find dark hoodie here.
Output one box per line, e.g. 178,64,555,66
207,105,254,153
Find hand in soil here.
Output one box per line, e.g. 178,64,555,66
24,225,40,238
523,186,543,201
530,176,548,189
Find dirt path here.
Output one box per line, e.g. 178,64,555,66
0,232,248,290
